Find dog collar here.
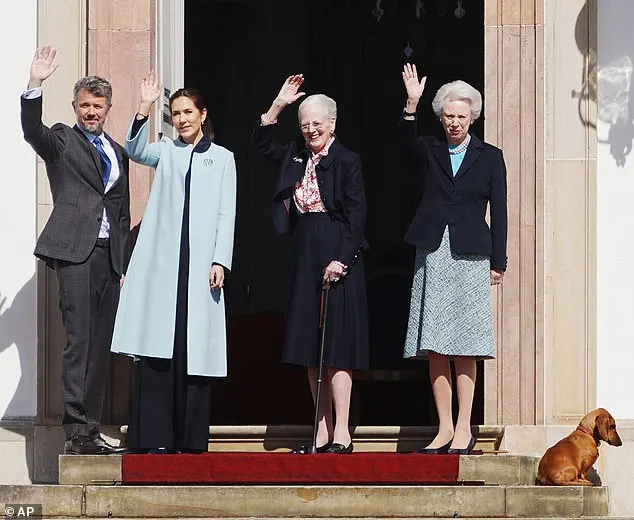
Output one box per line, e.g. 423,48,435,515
576,424,594,437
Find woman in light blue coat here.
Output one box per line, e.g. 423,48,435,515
111,72,236,453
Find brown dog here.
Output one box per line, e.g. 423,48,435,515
537,408,622,486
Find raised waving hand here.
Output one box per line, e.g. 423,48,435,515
262,74,306,124
402,63,427,103
29,45,59,89
137,70,162,117
274,75,306,107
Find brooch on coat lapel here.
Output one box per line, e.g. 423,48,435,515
292,156,304,163
203,158,213,167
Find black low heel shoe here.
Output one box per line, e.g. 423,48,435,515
447,436,476,455
147,447,182,454
291,442,332,454
415,438,453,455
325,442,353,454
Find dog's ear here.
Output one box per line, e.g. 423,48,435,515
595,411,611,442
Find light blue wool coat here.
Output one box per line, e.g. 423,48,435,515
111,119,236,377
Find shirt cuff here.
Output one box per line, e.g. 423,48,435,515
23,87,43,99
260,114,278,126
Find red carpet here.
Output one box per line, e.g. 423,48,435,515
121,452,461,484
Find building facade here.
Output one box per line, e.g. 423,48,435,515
1,0,632,515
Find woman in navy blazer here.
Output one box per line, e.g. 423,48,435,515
252,75,369,455
400,64,508,455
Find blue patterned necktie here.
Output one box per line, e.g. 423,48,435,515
93,136,111,187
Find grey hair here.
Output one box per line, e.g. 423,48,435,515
298,94,337,120
73,76,113,105
431,80,482,121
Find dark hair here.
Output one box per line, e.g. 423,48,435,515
168,88,215,141
73,76,112,105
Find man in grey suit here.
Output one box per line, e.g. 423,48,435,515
21,45,130,455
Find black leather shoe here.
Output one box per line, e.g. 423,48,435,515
325,442,353,454
64,435,128,455
291,442,332,454
91,434,129,454
415,438,453,455
447,436,476,455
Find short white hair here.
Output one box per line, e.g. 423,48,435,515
431,80,482,121
298,94,337,120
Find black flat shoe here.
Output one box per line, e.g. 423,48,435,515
415,438,453,455
325,442,353,454
447,436,476,455
291,442,332,454
147,447,182,454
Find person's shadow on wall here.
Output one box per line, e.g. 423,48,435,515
575,0,634,167
0,274,36,482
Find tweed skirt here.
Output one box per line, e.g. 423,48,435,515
404,226,495,359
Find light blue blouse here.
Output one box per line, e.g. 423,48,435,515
449,145,467,175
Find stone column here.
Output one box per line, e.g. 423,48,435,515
484,0,545,425
34,0,88,484
87,0,157,425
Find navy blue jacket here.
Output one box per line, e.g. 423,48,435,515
252,123,367,268
401,118,508,270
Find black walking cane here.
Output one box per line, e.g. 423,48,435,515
310,283,330,454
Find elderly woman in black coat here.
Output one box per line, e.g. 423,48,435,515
252,75,369,454
400,64,508,455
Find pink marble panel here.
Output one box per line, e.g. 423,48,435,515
88,0,110,31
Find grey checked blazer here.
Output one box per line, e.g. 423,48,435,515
21,96,131,275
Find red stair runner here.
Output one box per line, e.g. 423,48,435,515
122,452,461,484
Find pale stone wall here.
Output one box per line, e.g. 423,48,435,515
0,0,37,420
543,0,598,424
0,0,38,485
596,0,634,421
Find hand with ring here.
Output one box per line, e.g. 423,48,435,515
323,260,345,285
490,269,504,286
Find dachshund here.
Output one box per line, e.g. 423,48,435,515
537,408,622,486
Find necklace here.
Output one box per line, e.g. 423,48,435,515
448,134,470,155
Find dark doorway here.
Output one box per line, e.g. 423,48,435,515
185,0,485,427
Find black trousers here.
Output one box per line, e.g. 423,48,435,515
55,241,120,440
127,154,211,453
127,282,212,452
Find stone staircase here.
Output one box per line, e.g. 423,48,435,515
0,453,611,518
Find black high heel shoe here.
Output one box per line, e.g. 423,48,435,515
447,436,476,455
415,438,453,455
325,442,353,454
291,442,332,454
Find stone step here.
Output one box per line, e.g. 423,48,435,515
0,484,608,518
58,453,540,486
116,425,506,453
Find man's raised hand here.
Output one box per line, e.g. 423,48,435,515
29,45,59,89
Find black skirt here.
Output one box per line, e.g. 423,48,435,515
283,212,369,370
